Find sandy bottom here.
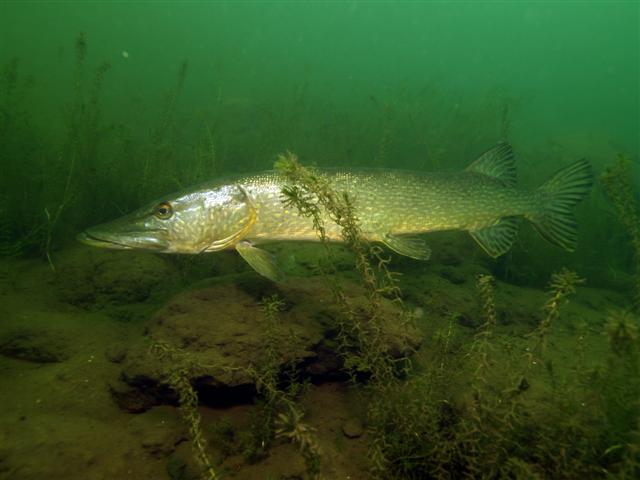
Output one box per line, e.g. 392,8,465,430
0,239,632,479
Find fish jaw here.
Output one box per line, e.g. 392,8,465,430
77,217,171,252
76,230,132,250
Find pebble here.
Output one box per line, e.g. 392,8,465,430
341,418,364,438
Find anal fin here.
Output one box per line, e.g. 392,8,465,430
236,241,285,282
470,217,519,258
382,233,431,260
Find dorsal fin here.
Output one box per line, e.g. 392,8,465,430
465,143,516,187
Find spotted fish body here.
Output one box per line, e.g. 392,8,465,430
244,169,533,243
78,144,593,281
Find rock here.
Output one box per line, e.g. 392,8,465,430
141,429,182,457
341,418,364,438
115,277,423,411
109,379,174,413
235,275,282,301
0,329,70,363
128,406,187,458
54,247,176,309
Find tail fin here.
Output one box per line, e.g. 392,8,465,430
529,159,593,251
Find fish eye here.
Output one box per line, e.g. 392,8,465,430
154,201,173,219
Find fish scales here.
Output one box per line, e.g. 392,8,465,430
242,170,534,243
78,143,593,281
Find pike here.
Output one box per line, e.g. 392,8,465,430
78,144,593,281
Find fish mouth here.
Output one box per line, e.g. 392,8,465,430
77,228,169,251
77,231,134,250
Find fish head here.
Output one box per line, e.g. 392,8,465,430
78,184,257,254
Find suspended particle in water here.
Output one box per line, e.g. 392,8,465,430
122,51,130,59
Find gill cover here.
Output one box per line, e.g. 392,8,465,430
225,185,284,282
204,185,257,252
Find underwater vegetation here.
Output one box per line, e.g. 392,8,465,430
274,154,640,478
151,341,219,480
361,271,639,479
149,293,322,480
239,295,321,478
601,155,640,312
0,33,199,267
0,30,638,480
276,152,413,382
275,152,422,476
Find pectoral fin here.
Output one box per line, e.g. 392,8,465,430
470,217,518,258
236,241,285,282
382,233,431,260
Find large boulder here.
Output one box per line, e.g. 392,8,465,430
112,275,423,412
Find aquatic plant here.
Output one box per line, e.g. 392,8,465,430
0,33,118,263
606,309,639,359
362,266,625,479
614,436,640,479
601,155,640,311
191,122,218,185
607,419,640,479
256,295,321,477
142,60,189,200
0,57,45,257
532,268,584,356
275,151,412,386
151,341,219,480
2,25,631,479
236,295,291,461
276,152,405,303
276,152,423,477
42,32,88,269
42,33,113,270
432,313,456,377
472,274,498,384
208,417,236,459
84,60,111,162
594,311,640,454
275,406,321,479
233,295,321,476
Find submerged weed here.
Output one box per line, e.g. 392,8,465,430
151,341,219,480
362,267,629,479
275,152,418,477
472,274,498,384
235,294,322,476
601,155,640,311
275,405,322,479
534,268,584,356
275,152,412,385
595,311,640,458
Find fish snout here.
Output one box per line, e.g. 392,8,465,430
77,226,133,250
77,223,169,251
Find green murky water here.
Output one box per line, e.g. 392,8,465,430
0,2,638,479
